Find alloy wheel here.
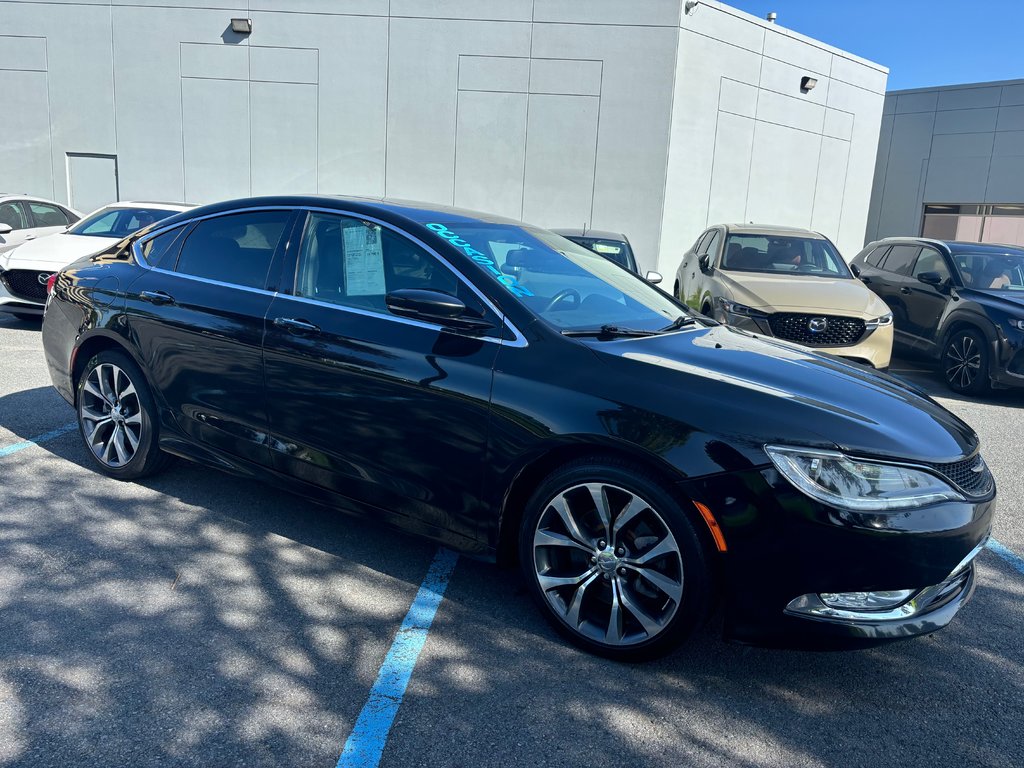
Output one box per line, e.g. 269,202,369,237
79,362,143,467
532,482,684,647
944,334,981,390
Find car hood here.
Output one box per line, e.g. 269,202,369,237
586,325,978,464
718,271,888,316
0,233,118,270
958,287,1024,312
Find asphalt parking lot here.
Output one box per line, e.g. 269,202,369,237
1,312,1022,768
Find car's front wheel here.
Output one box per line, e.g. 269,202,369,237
76,350,173,479
942,328,989,395
519,457,712,661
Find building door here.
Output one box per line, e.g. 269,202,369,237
67,154,119,214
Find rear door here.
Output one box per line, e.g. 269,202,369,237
26,201,76,240
125,208,297,466
262,210,502,542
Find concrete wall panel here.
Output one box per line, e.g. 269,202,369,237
454,91,527,220
0,35,46,70
250,82,318,195
250,46,318,84
458,55,530,92
936,86,1001,111
529,58,602,97
706,112,755,226
535,0,681,27
181,78,250,202
933,108,998,135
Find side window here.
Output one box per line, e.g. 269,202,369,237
865,246,889,267
28,202,71,228
0,201,27,230
703,230,723,264
140,226,188,270
175,211,291,289
879,245,920,276
693,230,712,254
912,248,951,281
295,212,488,319
62,206,81,224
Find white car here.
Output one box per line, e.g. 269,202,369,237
0,194,82,257
0,201,191,319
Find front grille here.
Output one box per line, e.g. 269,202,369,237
0,269,50,303
922,454,995,499
768,313,866,347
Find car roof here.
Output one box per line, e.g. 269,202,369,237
549,228,628,241
870,236,1024,255
107,201,194,211
722,223,827,239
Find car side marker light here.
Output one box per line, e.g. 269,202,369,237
693,501,727,552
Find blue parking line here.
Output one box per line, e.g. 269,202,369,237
336,547,459,768
0,422,77,458
987,538,1024,576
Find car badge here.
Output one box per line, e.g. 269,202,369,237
808,317,828,333
39,272,56,286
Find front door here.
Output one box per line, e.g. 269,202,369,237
262,210,502,542
904,247,954,348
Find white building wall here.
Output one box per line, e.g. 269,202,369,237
0,0,885,275
867,79,1024,242
660,1,887,275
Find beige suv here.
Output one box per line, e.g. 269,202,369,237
675,224,893,369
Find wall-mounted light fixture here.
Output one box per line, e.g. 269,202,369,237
800,76,818,93
766,12,777,23
230,18,252,35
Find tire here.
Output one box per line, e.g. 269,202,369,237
701,301,713,318
75,350,174,479
518,457,712,661
942,328,990,395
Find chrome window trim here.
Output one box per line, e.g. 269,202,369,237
131,204,528,348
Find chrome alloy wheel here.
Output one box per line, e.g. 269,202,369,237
79,363,143,467
945,334,982,390
532,483,684,647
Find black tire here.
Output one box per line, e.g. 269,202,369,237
942,328,990,395
701,301,713,318
673,280,680,300
75,350,174,479
518,456,712,661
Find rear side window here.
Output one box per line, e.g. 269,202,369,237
864,246,888,267
28,202,71,227
140,226,188,270
175,211,291,289
880,245,921,276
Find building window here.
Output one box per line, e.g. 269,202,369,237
922,204,1024,247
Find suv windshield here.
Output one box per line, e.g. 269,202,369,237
951,251,1024,291
722,234,851,278
426,222,684,332
68,207,177,238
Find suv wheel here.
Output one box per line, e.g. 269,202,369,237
942,328,989,395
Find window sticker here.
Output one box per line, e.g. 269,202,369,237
426,223,534,298
343,222,386,296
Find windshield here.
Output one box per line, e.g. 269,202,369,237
425,222,684,332
565,236,636,271
68,206,178,238
950,251,1024,291
722,234,851,278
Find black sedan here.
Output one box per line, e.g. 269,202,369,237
42,196,994,659
851,237,1024,394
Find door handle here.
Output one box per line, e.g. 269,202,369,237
900,287,912,295
273,317,321,335
140,290,175,305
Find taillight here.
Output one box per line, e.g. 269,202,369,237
46,273,58,295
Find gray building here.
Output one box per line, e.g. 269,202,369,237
867,78,1024,248
1,0,886,273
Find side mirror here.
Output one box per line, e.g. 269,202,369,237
917,271,943,286
0,223,12,235
645,270,663,285
850,263,861,278
386,288,494,331
698,254,712,274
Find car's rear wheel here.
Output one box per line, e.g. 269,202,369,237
519,458,711,661
701,300,713,317
942,328,989,395
76,350,173,479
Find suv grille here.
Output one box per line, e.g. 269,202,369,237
922,454,995,499
768,313,866,347
0,269,50,303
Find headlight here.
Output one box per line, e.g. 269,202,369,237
716,297,769,318
865,312,893,329
765,445,964,511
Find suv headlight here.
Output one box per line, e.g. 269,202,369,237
717,297,769,318
765,445,964,511
865,313,893,329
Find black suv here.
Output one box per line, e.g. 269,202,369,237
851,238,1024,394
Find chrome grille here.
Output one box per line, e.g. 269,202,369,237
767,313,866,347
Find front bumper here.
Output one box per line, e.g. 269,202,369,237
0,266,48,313
683,464,994,649
990,325,1024,390
719,311,893,369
